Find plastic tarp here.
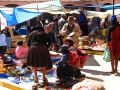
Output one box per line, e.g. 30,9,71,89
17,1,66,13
106,9,120,15
84,10,108,18
0,8,41,26
11,8,41,25
100,4,120,10
0,13,7,30
0,6,13,14
0,10,12,25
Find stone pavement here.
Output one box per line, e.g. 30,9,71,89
81,55,120,90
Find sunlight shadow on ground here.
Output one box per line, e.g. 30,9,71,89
85,55,100,66
85,76,104,82
81,69,111,76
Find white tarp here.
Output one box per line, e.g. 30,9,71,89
17,1,66,13
0,6,13,14
106,9,120,15
0,13,7,30
84,10,109,18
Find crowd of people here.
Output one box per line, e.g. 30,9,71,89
0,12,120,88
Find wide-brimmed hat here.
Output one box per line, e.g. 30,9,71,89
65,37,73,41
67,16,75,21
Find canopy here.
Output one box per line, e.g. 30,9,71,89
0,6,13,14
17,1,66,13
100,4,120,10
11,8,41,25
106,9,120,15
0,8,41,26
85,10,108,18
0,13,7,30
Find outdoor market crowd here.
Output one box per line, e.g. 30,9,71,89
0,12,120,88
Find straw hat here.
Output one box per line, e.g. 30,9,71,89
67,16,75,21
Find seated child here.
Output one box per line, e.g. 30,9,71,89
15,41,28,67
50,43,59,52
56,45,85,80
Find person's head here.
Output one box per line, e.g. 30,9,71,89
67,16,75,24
51,43,59,52
5,26,9,30
64,37,74,47
95,36,105,46
60,45,69,54
17,41,23,46
61,14,67,19
32,26,44,32
44,23,53,33
110,15,118,25
53,17,58,22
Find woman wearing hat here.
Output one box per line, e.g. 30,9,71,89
59,16,82,47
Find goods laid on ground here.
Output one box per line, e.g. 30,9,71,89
72,79,105,90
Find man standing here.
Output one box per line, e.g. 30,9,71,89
59,16,82,47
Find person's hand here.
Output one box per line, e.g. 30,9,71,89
68,32,75,37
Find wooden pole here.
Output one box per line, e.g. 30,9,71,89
113,0,115,15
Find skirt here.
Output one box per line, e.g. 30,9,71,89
27,45,52,69
110,40,120,59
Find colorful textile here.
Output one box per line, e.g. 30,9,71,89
15,46,28,59
110,26,120,59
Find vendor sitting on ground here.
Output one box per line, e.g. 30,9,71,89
15,41,28,67
64,37,87,68
56,45,85,81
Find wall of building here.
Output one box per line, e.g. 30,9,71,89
0,0,119,7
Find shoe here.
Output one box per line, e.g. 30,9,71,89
42,78,49,85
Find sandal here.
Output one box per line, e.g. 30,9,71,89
43,78,48,85
114,72,118,76
32,82,38,90
33,81,39,86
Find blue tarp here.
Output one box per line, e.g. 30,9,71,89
0,8,41,26
0,10,12,25
100,4,120,10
